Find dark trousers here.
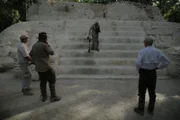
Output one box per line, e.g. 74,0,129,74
38,69,56,97
91,35,99,50
138,68,157,110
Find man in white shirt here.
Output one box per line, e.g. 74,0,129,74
134,37,170,116
17,35,33,95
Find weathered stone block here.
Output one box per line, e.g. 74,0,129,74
0,57,15,72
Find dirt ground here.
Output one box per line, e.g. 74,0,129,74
0,69,180,120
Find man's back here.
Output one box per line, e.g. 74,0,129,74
140,46,161,63
136,46,170,70
30,41,54,72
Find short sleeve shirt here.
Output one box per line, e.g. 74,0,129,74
17,42,30,64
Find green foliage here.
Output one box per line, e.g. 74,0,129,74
0,0,180,33
0,0,38,32
153,0,180,22
75,0,180,22
164,3,180,22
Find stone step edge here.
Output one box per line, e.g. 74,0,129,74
66,33,145,38
61,43,144,46
66,27,143,30
67,36,145,38
61,41,144,44
57,75,170,80
68,31,145,33
66,25,143,28
59,57,136,60
57,66,167,73
61,50,139,52
58,65,136,68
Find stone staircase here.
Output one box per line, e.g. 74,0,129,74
56,20,168,80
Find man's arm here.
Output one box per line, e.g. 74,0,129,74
45,43,54,55
29,48,33,57
157,51,171,69
25,56,32,61
136,51,143,71
88,25,93,37
98,24,101,33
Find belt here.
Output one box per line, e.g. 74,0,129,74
140,68,156,71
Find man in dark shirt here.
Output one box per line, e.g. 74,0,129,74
30,32,61,102
88,21,101,51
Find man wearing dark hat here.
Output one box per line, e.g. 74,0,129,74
87,21,101,51
134,36,170,116
30,32,61,102
17,35,33,95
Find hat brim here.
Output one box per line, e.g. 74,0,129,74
36,36,49,39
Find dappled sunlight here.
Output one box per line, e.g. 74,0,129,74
76,89,116,96
8,110,33,120
106,101,127,119
3,79,180,120
73,106,98,120
67,84,81,89
155,93,180,103
71,101,94,112
66,89,138,120
61,88,117,105
156,93,167,101
171,95,180,100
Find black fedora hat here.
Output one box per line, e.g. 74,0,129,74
37,32,49,39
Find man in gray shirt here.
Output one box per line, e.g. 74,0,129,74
17,35,33,95
30,32,61,102
134,37,170,116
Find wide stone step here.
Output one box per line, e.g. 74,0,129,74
57,66,167,75
62,43,143,50
57,74,170,80
66,26,144,32
68,37,144,43
67,31,145,37
67,20,143,26
59,58,136,66
60,50,139,58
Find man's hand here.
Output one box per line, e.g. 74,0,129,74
29,61,35,66
25,56,32,61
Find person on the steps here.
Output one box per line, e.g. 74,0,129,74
87,21,101,51
30,32,61,102
17,35,33,95
134,36,170,116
